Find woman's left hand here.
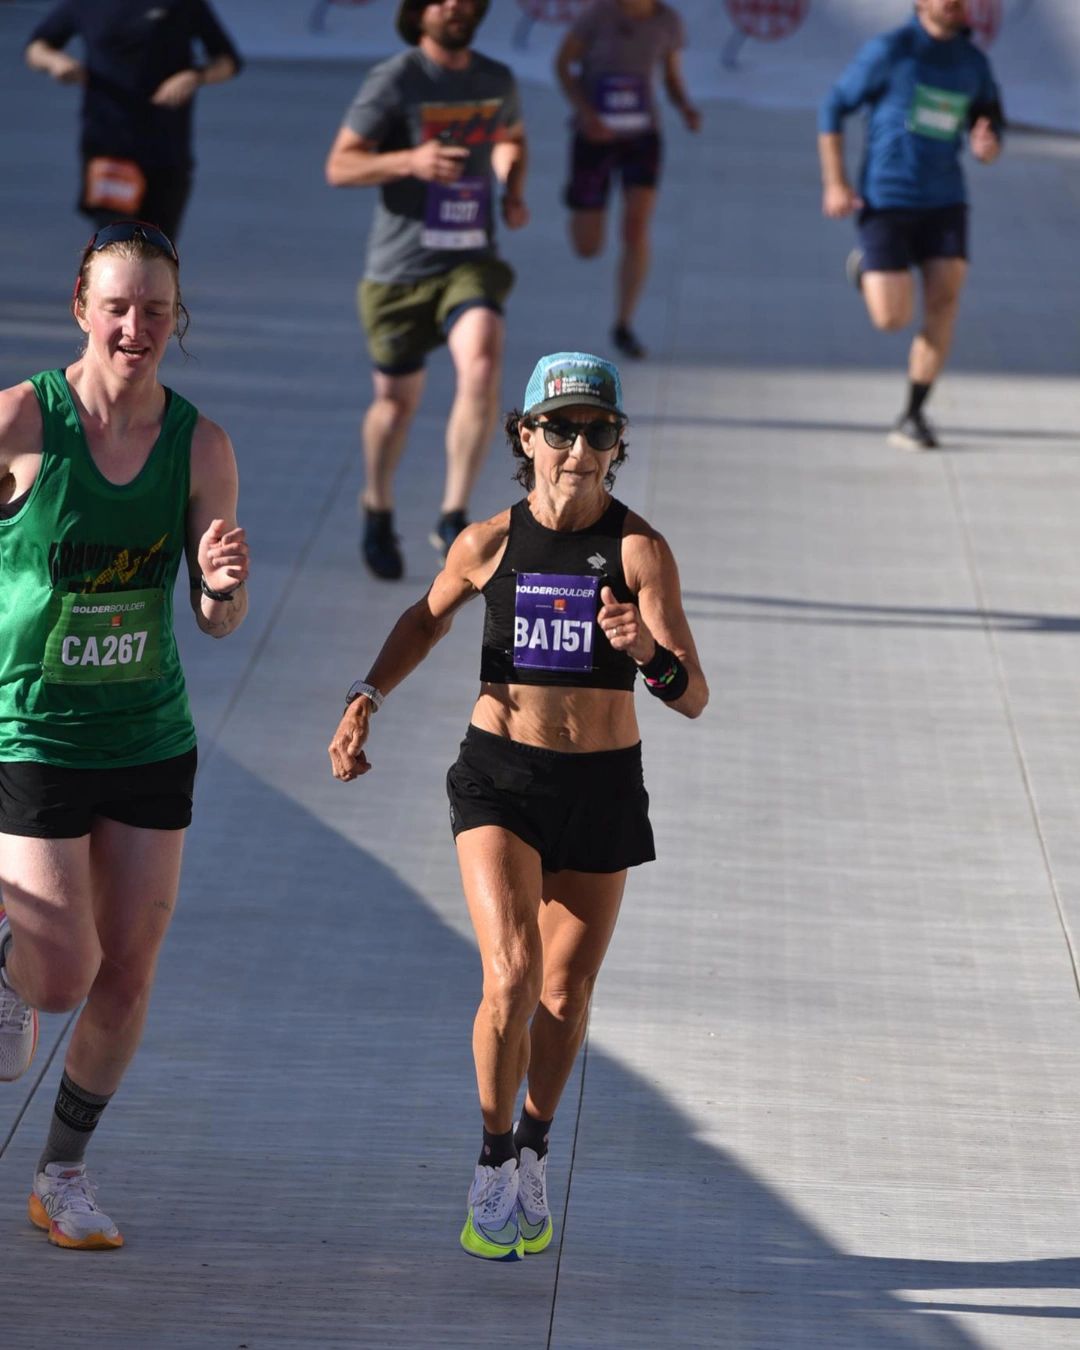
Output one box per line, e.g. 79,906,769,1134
198,518,249,594
598,584,655,665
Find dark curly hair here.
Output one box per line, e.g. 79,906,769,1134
504,410,628,491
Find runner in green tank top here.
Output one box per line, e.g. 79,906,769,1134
0,221,250,1251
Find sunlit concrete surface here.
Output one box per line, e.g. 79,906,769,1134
2,8,1080,1347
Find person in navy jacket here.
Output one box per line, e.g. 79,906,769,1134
819,0,1003,451
26,0,242,242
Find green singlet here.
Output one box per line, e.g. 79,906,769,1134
0,369,197,768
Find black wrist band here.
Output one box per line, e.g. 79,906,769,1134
200,575,242,602
638,642,689,703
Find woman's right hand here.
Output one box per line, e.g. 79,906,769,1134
328,701,373,782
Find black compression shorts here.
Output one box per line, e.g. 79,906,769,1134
446,725,655,874
0,748,197,839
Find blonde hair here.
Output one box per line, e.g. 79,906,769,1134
74,236,190,347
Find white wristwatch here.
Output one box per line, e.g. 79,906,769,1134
344,679,384,712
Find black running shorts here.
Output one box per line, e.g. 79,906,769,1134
564,131,662,211
0,748,198,839
446,725,655,874
857,203,969,272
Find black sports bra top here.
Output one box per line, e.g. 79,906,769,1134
480,497,638,690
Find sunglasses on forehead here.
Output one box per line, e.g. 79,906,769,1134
81,220,179,265
528,417,625,452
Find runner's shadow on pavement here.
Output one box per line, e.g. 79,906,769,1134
682,592,1080,635
635,414,1077,445
1,756,1072,1348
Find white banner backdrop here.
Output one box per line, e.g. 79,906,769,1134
215,1,1080,133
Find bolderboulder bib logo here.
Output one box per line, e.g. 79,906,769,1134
514,573,598,672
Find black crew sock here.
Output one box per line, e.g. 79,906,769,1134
514,1106,553,1161
905,380,932,419
0,931,12,989
479,1127,517,1169
38,1072,113,1173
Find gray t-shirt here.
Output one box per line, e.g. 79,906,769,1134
569,0,685,135
344,48,522,283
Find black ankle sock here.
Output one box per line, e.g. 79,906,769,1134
514,1107,553,1160
905,381,932,418
479,1127,517,1168
38,1072,113,1172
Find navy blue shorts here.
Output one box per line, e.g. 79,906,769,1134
446,726,655,874
564,132,662,211
857,203,968,272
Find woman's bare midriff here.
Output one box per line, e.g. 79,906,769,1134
470,683,640,753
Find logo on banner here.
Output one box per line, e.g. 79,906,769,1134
514,0,590,48
723,0,811,69
725,0,810,42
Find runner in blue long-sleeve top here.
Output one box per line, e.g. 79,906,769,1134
818,0,1004,451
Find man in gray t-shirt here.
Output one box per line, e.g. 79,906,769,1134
327,0,528,581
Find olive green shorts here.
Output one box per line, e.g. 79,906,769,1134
358,257,516,373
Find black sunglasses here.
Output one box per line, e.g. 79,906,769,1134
82,220,179,265
531,417,625,452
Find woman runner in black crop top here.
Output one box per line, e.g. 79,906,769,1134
328,350,707,1262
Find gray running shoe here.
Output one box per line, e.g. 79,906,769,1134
845,248,865,292
0,907,37,1082
516,1146,553,1254
888,410,939,452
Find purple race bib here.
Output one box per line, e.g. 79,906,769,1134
514,573,598,672
594,74,650,133
422,176,491,249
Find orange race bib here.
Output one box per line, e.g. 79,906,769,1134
83,158,147,213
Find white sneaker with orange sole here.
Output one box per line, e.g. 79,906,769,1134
29,1163,124,1250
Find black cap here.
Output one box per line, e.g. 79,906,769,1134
396,0,490,46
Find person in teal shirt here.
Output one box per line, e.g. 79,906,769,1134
819,0,1004,450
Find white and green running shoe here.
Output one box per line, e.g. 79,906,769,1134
460,1158,524,1261
516,1146,553,1254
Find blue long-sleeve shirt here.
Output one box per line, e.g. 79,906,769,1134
819,15,1003,210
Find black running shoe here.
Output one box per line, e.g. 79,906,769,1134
429,509,467,563
361,509,404,580
887,411,939,452
612,323,646,360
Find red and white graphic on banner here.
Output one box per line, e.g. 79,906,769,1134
965,0,1002,45
516,0,589,22
725,0,810,42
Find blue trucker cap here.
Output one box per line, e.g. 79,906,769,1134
522,352,625,418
